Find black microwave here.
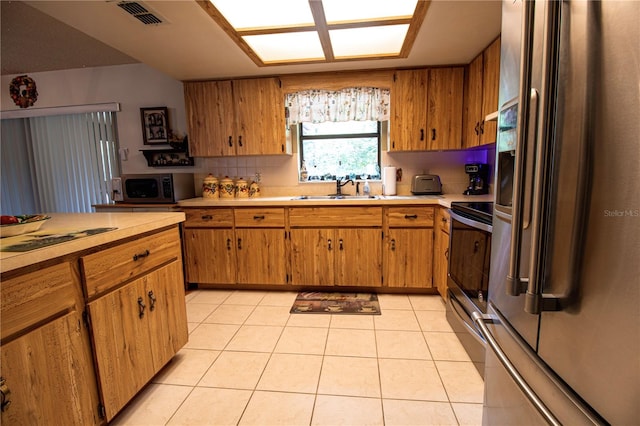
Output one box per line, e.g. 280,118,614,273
115,174,195,203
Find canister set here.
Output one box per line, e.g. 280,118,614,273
202,174,260,199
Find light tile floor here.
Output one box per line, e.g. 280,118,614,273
111,290,484,426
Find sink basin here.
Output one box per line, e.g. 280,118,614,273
291,195,379,200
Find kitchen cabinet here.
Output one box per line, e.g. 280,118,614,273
464,37,501,148
390,68,464,151
183,208,236,285
433,207,451,297
81,227,187,421
184,77,290,157
0,263,101,425
289,207,382,287
234,208,288,285
384,207,435,288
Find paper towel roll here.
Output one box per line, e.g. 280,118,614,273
382,166,397,195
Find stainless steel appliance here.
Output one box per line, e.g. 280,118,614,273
116,173,195,203
410,174,442,195
446,201,493,377
478,1,640,424
463,164,490,195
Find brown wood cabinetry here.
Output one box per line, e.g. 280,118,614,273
390,68,464,151
384,207,435,288
289,207,383,287
464,37,501,148
434,207,451,297
184,77,289,157
0,263,101,425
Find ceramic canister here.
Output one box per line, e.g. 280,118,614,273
235,178,249,198
219,176,235,198
202,174,218,198
249,181,260,197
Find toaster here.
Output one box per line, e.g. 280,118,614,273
411,174,442,195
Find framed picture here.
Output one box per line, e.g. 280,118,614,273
140,107,169,144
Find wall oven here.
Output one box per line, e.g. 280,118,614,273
446,201,493,377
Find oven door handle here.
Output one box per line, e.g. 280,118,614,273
448,210,493,233
448,291,486,346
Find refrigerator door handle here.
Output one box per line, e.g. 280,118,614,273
472,311,561,426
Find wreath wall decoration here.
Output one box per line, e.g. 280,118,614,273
10,75,38,109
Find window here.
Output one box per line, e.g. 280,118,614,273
1,111,120,214
299,120,381,181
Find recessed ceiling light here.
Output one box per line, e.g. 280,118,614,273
201,0,430,66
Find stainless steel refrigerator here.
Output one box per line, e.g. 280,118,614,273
477,1,640,424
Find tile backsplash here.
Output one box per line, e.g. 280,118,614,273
194,146,495,198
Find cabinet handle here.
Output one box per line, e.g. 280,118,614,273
404,214,418,220
431,129,436,140
238,136,243,147
133,250,150,261
328,239,332,251
475,122,480,135
137,297,146,318
201,215,213,220
445,248,449,260
474,240,480,253
339,239,344,251
253,215,265,220
237,238,242,250
228,136,233,147
420,129,425,141
148,290,156,312
0,377,11,412
226,238,232,250
391,239,396,251
479,120,485,134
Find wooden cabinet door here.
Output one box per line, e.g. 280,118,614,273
143,262,189,371
480,37,501,145
235,228,287,284
183,228,236,285
427,67,464,150
1,312,101,426
290,228,335,286
88,278,155,421
184,80,235,157
464,54,484,148
233,78,287,156
335,228,382,287
433,209,451,298
390,69,428,151
386,228,434,288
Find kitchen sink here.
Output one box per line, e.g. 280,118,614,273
291,195,379,200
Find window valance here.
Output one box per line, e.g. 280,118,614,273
286,87,390,124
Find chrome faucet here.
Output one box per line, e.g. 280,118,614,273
335,178,354,196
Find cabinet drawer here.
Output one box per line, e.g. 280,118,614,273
387,207,434,227
184,208,234,228
290,207,382,227
235,208,285,227
436,207,451,233
81,227,181,298
1,262,77,341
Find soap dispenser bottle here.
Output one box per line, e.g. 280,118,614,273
363,180,371,196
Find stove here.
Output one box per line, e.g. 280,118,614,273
450,201,494,226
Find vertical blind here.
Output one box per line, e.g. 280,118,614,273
1,111,120,214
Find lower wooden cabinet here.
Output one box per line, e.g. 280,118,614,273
434,207,451,297
88,261,187,421
184,228,236,284
235,228,287,284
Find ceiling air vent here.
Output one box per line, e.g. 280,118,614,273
117,1,164,25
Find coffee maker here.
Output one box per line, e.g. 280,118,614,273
463,163,489,195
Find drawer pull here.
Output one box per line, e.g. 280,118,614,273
201,215,213,220
148,290,156,311
253,215,265,220
133,250,150,261
405,214,418,219
0,377,11,412
137,297,146,318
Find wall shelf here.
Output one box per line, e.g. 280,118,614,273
140,149,194,167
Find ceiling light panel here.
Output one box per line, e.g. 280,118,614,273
321,0,418,23
243,32,325,63
209,0,314,30
330,25,410,58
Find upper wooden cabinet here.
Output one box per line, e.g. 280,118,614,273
390,67,464,151
464,37,501,148
184,77,290,157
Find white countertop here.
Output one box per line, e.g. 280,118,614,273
0,212,185,273
178,194,493,208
